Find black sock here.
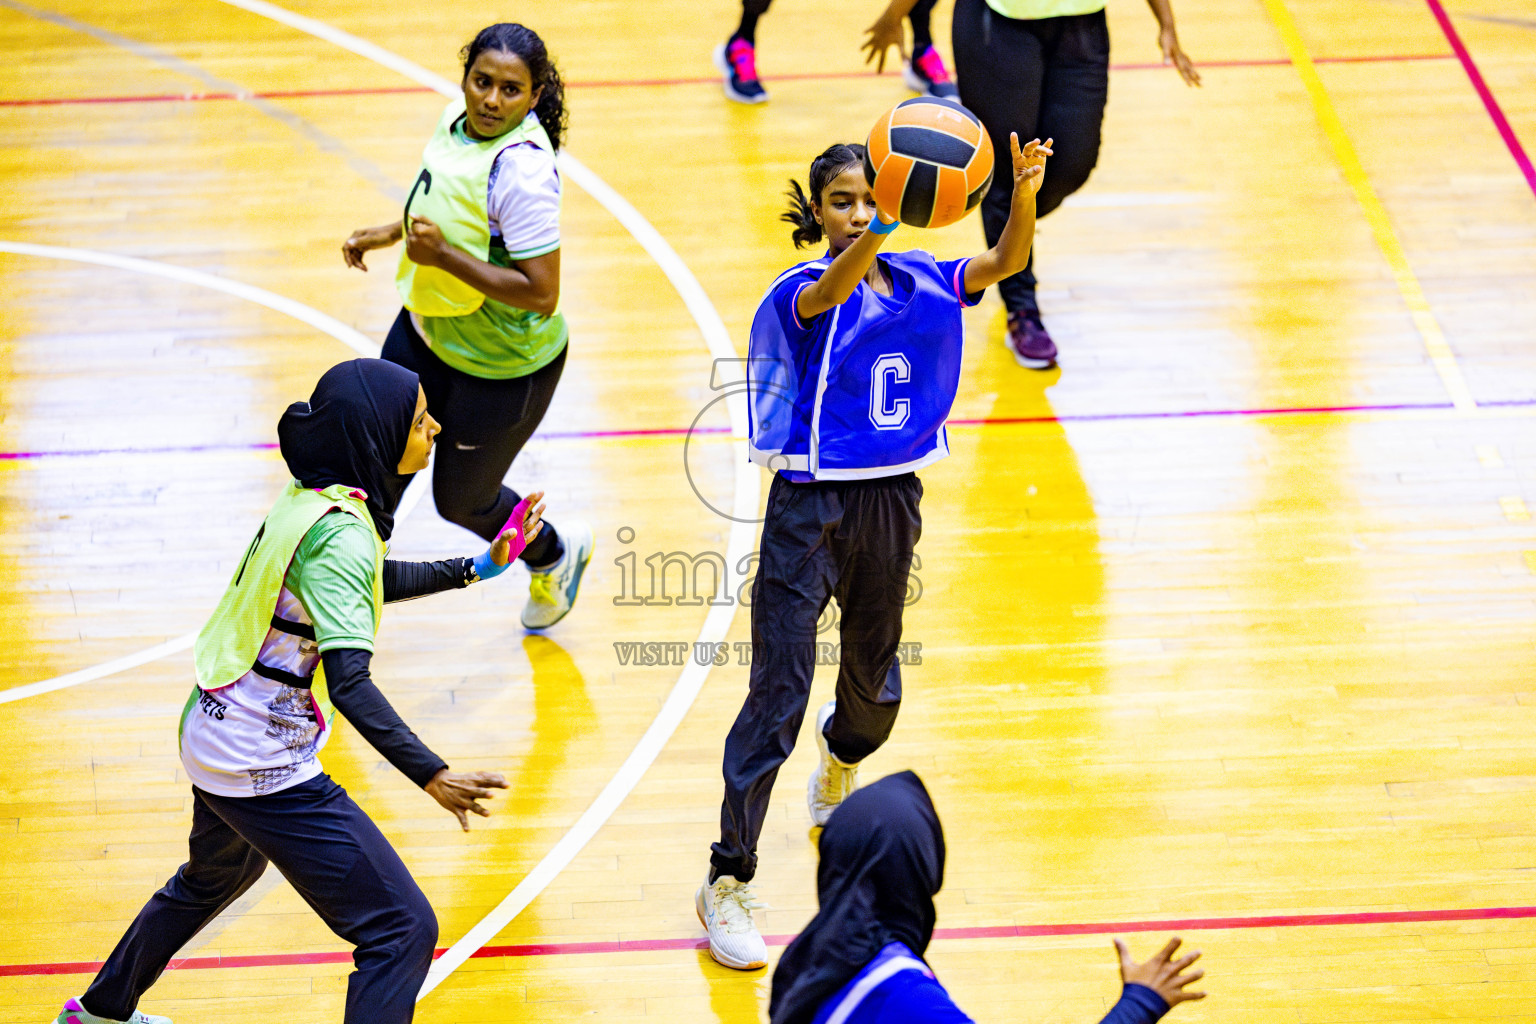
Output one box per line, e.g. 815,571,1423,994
909,15,933,53
734,0,771,44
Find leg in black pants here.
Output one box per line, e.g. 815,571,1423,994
711,473,922,883
82,776,436,1024
953,0,1110,314
382,309,566,568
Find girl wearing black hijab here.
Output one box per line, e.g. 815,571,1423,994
771,772,1207,1024
53,359,543,1024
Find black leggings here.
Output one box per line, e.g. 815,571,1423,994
83,776,435,1024
736,0,938,46
952,0,1111,312
383,309,565,567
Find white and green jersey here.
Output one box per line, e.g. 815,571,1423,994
397,100,568,380
180,484,383,797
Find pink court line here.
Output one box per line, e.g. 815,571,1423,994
0,399,1507,461
1422,0,1536,201
5,904,1536,977
0,54,1453,109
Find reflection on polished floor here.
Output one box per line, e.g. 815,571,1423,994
2,0,1536,1021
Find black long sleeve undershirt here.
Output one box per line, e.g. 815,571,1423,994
321,647,447,788
382,556,473,603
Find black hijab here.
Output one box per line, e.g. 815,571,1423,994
770,771,946,1024
276,358,420,541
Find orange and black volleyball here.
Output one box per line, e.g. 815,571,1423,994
863,97,994,229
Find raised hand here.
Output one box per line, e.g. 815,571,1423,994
425,768,509,831
1011,133,1053,198
1115,936,1207,1008
491,491,546,566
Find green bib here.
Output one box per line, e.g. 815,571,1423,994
396,99,554,318
191,482,385,719
984,0,1105,18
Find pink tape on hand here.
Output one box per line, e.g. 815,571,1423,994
496,496,536,564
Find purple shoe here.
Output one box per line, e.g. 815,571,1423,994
713,37,768,104
1005,310,1058,369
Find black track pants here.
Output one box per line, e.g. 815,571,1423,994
711,472,923,883
382,308,566,567
82,775,436,1024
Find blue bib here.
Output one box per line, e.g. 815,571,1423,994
747,251,975,481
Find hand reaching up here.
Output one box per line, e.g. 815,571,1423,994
1011,133,1053,198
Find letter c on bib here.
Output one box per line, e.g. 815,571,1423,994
869,353,911,431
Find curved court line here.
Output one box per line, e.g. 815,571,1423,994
0,240,420,706
1260,0,1477,413
207,0,757,999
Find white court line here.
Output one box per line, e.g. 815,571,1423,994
0,241,378,358
0,240,441,704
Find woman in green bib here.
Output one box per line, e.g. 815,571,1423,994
343,22,593,632
55,359,540,1024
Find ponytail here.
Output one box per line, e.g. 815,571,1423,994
781,143,867,249
461,23,568,151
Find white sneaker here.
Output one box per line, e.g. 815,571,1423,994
54,997,172,1024
521,520,594,630
695,873,768,969
807,699,859,826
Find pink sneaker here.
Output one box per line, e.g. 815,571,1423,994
713,37,768,104
904,45,959,100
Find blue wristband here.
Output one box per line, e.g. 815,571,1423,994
470,549,511,583
869,215,900,235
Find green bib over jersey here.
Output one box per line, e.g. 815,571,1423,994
191,482,385,719
984,0,1105,18
396,101,568,380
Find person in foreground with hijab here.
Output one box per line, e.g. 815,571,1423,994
772,772,1207,1024
52,358,543,1024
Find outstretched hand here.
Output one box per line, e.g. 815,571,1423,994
342,224,398,271
1116,936,1207,1008
861,11,906,72
425,768,509,831
490,491,546,566
1159,27,1201,86
1011,133,1053,198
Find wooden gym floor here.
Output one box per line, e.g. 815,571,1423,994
2,0,1536,1021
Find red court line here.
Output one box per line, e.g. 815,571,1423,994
1422,0,1536,201
5,904,1535,977
0,54,1453,109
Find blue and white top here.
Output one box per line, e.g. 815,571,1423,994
812,942,1173,1024
747,250,979,482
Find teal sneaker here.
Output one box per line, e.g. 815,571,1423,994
54,997,171,1024
521,520,594,630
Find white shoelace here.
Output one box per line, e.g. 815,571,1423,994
712,883,766,933
814,759,858,807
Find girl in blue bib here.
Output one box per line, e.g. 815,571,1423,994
697,129,1052,969
770,771,1207,1024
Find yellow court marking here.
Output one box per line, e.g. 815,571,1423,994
1499,496,1530,522
1259,0,1477,413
